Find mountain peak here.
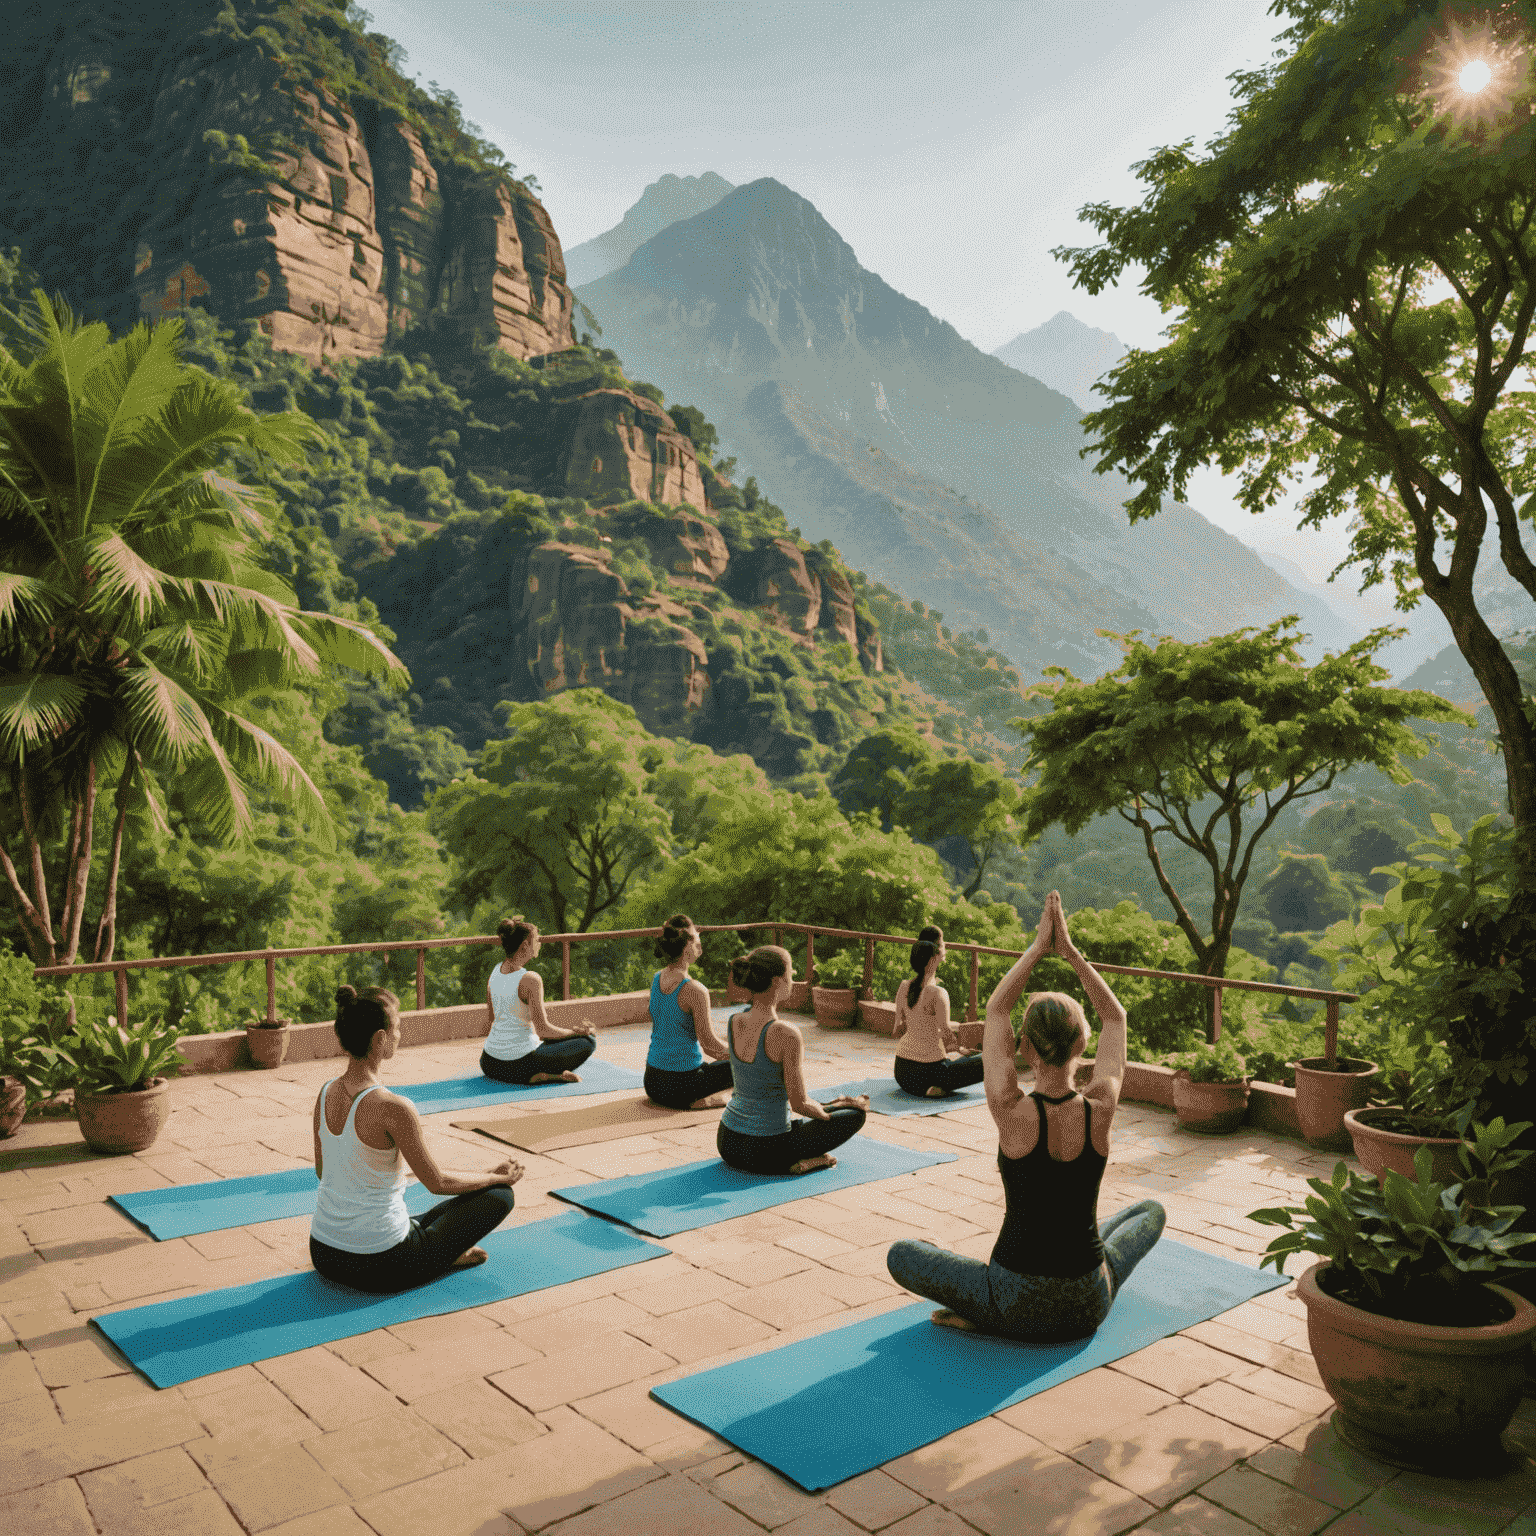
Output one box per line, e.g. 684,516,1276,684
993,312,1127,412
563,171,735,286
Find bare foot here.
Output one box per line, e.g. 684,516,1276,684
931,1308,979,1332
451,1247,488,1270
788,1153,836,1175
689,1091,730,1109
528,1071,581,1084
925,1085,949,1098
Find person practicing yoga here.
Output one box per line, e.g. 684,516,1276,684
644,913,734,1110
887,891,1165,1341
311,985,523,1293
892,924,985,1098
481,918,597,1085
717,946,870,1175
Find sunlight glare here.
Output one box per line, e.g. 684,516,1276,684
1460,59,1492,93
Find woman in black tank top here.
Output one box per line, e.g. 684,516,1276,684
887,892,1165,1342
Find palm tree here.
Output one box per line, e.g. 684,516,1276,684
0,292,407,968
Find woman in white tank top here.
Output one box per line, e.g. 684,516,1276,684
310,985,524,1294
480,918,598,1084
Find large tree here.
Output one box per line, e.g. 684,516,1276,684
898,756,1020,899
1055,0,1536,853
0,293,405,968
1015,620,1465,1001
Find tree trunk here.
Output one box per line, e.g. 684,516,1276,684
92,758,135,964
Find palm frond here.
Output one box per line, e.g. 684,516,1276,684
82,530,173,625
0,572,61,632
216,708,335,848
0,671,85,760
297,611,410,685
119,662,220,767
79,319,182,523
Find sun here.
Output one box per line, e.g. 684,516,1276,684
1459,58,1492,93
1415,15,1532,131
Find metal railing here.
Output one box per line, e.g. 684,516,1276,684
33,919,1358,1059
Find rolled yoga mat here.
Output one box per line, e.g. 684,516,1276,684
814,1074,987,1118
650,1238,1290,1491
551,1137,957,1238
110,1167,443,1242
454,1096,721,1154
94,1209,669,1389
394,1057,643,1116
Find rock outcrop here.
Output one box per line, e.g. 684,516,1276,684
562,390,708,513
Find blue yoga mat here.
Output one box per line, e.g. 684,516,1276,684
94,1210,668,1388
394,1057,643,1115
815,1075,987,1117
111,1167,444,1242
551,1137,957,1237
651,1238,1289,1490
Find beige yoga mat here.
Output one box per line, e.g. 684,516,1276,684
453,1095,722,1154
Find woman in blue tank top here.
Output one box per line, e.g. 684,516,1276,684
717,946,870,1175
887,892,1165,1342
644,913,734,1110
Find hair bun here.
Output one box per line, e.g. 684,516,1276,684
334,984,358,1009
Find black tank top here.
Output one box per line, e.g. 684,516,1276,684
990,1092,1108,1278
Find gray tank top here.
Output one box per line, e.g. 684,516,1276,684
720,1009,793,1137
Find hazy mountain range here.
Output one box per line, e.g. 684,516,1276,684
564,172,735,287
576,177,1360,681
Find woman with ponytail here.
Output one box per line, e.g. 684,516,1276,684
310,986,523,1293
481,919,597,1085
892,925,985,1098
887,891,1165,1341
644,914,733,1110
716,946,869,1175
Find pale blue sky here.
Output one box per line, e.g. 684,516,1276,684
356,0,1409,619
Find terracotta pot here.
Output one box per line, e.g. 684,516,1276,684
1172,1071,1250,1135
858,999,898,1037
811,986,859,1028
1344,1107,1466,1185
0,1076,26,1138
1293,1057,1378,1152
245,1020,291,1070
1298,1261,1536,1474
75,1077,171,1155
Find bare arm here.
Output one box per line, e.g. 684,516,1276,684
684,980,727,1060
768,1021,832,1120
522,969,595,1040
376,1096,523,1196
484,984,495,1036
1052,894,1126,1096
312,1088,324,1181
983,903,1053,1121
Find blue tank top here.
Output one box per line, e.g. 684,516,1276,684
647,971,703,1071
720,1010,792,1137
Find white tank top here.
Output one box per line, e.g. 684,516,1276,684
485,964,538,1061
310,1081,411,1254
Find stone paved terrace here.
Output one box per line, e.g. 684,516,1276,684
2,1014,1534,1536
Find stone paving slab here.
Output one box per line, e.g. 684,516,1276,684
2,1014,1533,1535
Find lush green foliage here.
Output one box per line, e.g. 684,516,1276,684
1259,853,1354,933
1249,1113,1536,1325
46,1011,189,1094
1168,1037,1248,1085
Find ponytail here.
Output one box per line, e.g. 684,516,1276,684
906,924,944,1009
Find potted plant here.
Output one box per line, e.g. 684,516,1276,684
1166,1038,1250,1134
1248,1116,1536,1474
1344,1043,1470,1184
244,1011,293,1069
46,1013,188,1155
809,950,862,1028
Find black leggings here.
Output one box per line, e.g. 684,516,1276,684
645,1060,734,1110
717,1107,866,1174
310,1187,516,1294
479,1035,596,1084
894,1054,985,1096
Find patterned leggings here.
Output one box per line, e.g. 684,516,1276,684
886,1199,1166,1343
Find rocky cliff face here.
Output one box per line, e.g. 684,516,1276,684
3,2,573,366
562,389,707,512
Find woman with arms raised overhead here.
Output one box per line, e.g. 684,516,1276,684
481,918,597,1085
717,946,869,1176
887,891,1165,1340
892,924,984,1099
645,913,733,1111
310,986,522,1293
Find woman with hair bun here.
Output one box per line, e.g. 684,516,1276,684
310,985,523,1293
887,891,1165,1341
717,946,869,1175
481,919,597,1084
644,914,733,1110
892,924,985,1098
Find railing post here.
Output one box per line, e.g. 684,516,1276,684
863,937,875,995
265,951,276,1025
967,947,979,1023
1325,997,1339,1067
114,965,128,1028
806,931,816,987
415,948,426,1011
1209,983,1222,1045
561,940,571,1002
772,928,781,952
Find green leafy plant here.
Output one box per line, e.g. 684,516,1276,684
811,949,863,994
46,1013,188,1094
1166,1037,1248,1084
1248,1111,1536,1327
